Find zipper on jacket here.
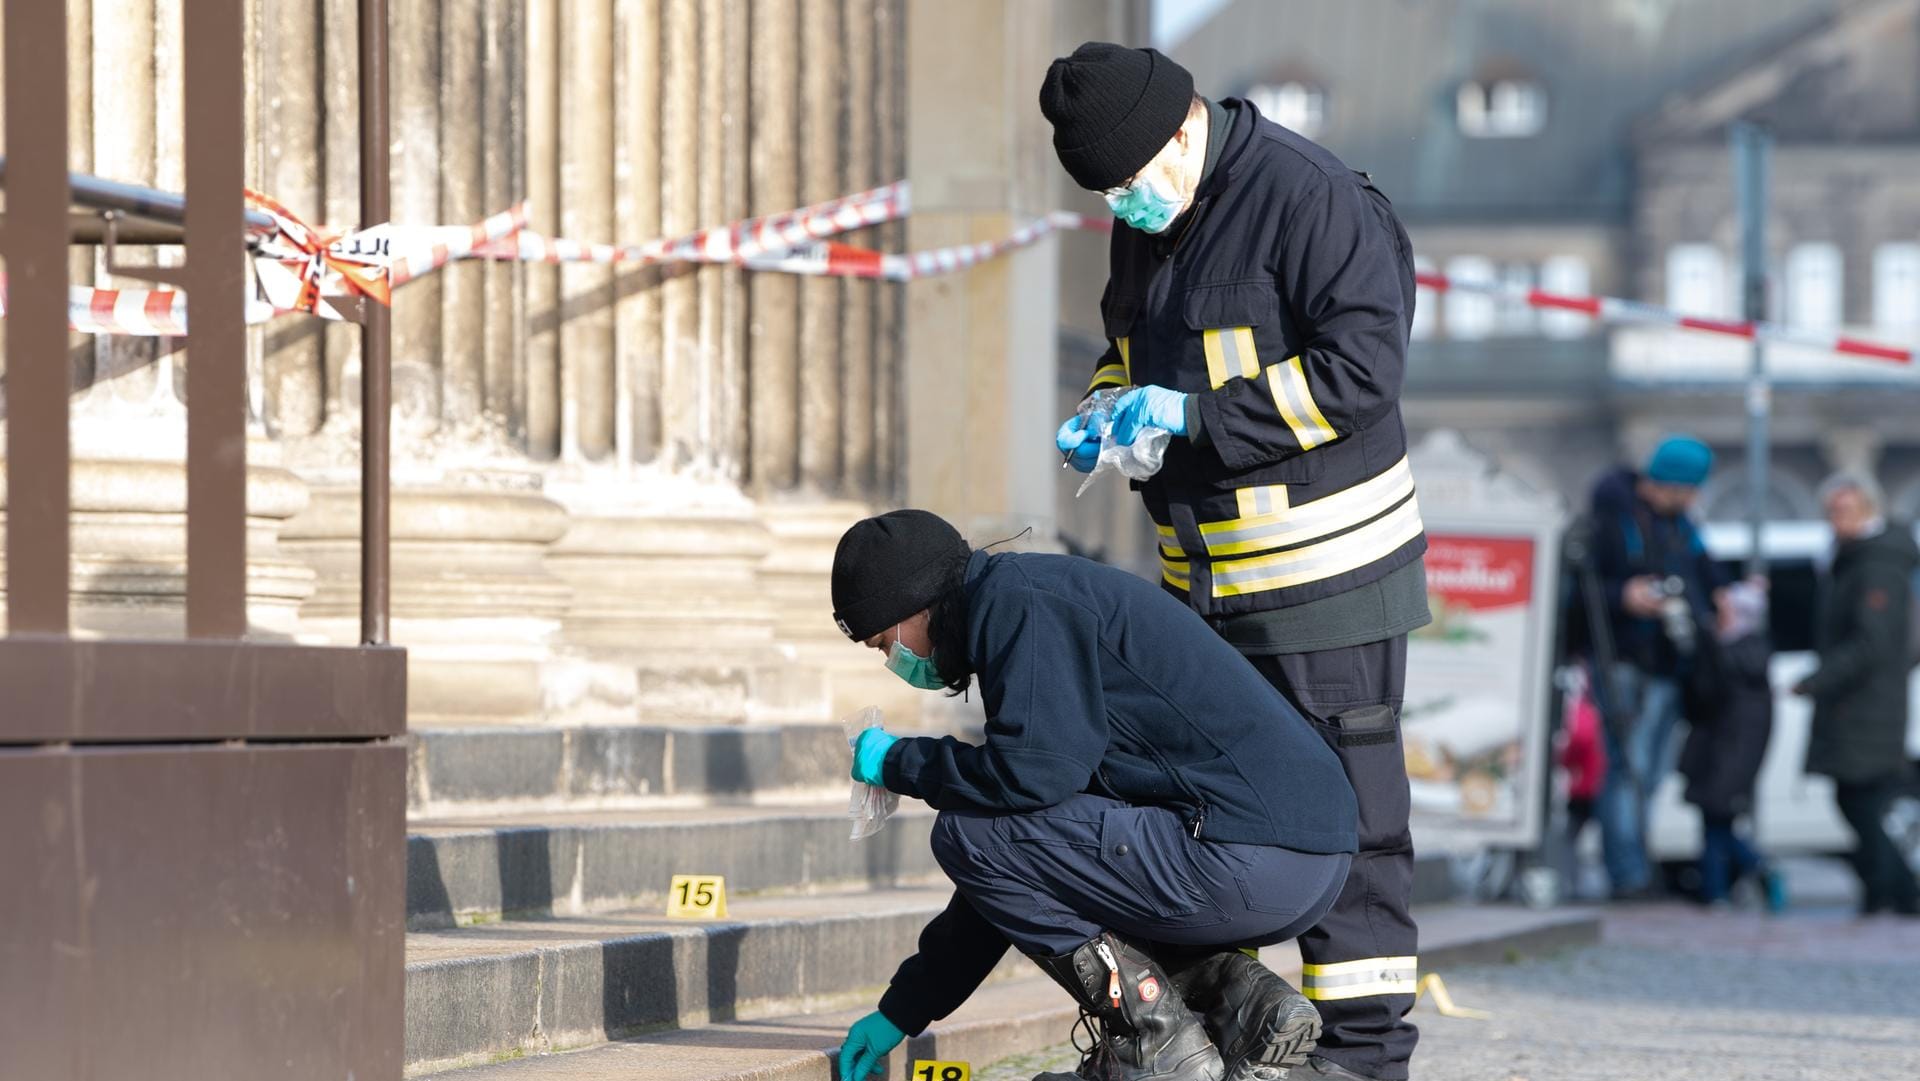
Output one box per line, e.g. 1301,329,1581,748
1103,712,1212,840
1094,939,1124,1009
1190,804,1207,839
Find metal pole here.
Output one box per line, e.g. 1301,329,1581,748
360,0,392,645
1733,122,1772,581
2,0,72,637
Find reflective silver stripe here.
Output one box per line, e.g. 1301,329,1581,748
1201,458,1414,555
1210,494,1423,597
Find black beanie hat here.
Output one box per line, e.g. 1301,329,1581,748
831,510,971,642
1039,42,1195,192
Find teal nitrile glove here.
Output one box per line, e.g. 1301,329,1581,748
1110,385,1189,446
1055,415,1102,474
851,727,899,787
839,1010,905,1081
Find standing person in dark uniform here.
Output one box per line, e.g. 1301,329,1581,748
1795,473,1920,917
1039,43,1429,1081
828,511,1358,1081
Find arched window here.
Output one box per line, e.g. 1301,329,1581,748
1246,81,1327,137
1457,78,1545,138
1872,243,1920,331
1666,244,1730,319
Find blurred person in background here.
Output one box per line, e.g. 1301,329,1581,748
1584,435,1728,901
1795,473,1920,917
1678,580,1785,911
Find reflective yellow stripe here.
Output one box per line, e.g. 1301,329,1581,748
1266,356,1338,450
1088,363,1127,391
1304,978,1419,1001
1156,523,1180,559
1160,553,1191,591
1200,457,1415,557
1210,492,1424,597
1301,956,1419,1002
1200,326,1260,388
1117,337,1132,383
1235,485,1288,518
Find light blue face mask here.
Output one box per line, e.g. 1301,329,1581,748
885,637,945,691
1104,172,1183,234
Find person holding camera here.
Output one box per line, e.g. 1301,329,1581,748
1583,436,1729,901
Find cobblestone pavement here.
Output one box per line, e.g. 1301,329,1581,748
979,902,1920,1081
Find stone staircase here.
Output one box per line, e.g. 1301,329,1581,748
401,719,1603,1080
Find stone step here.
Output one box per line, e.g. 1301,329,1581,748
407,722,857,817
408,803,942,930
415,903,1603,1080
404,885,1015,1076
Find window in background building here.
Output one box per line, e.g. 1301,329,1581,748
1666,244,1729,318
1444,255,1496,339
1539,254,1591,339
1872,242,1920,331
1785,242,1843,329
1245,81,1326,137
1498,263,1536,335
1411,256,1436,340
1457,78,1546,138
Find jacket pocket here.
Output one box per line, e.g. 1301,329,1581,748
1103,294,1142,340
1098,806,1227,923
1181,280,1278,330
1308,704,1409,852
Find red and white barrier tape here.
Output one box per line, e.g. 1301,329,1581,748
478,181,907,268
740,211,1111,281
1417,271,1913,365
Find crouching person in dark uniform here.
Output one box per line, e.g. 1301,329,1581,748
831,510,1358,1081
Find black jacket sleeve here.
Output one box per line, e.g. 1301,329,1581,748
876,890,1012,1035
884,578,1108,812
1802,558,1911,700
1195,172,1412,469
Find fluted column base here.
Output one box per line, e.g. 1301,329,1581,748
280,480,573,726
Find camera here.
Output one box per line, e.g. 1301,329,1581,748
1655,575,1696,656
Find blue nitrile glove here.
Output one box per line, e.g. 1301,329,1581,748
1110,385,1189,446
1055,415,1102,474
839,1010,906,1081
851,727,899,786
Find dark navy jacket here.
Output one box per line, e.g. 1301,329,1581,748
1587,467,1727,675
1085,99,1425,617
875,550,1357,1033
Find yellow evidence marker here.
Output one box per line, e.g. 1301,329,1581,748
665,874,728,919
910,1061,970,1081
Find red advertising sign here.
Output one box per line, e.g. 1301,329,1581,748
1423,535,1536,611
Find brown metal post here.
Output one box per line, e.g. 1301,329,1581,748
182,0,250,639
3,0,74,637
360,0,392,646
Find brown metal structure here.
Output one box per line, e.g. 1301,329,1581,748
0,2,407,1078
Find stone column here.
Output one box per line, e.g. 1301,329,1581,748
747,0,801,491
260,0,325,437
872,0,907,501
524,0,562,458
705,0,752,478
797,0,845,492
440,0,491,436
392,0,446,430
320,0,362,428
481,0,526,438
560,0,618,462
613,0,664,464
904,0,1062,541
659,0,703,470
840,0,878,497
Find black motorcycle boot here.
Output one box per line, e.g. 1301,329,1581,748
1160,948,1322,1080
1028,932,1224,1081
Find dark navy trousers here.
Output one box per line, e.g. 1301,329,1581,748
928,792,1350,958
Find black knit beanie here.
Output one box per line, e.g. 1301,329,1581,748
1039,42,1195,191
831,510,971,642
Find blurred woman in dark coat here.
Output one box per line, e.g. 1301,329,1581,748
1679,581,1785,910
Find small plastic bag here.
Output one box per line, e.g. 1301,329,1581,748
1072,386,1171,497
843,706,901,841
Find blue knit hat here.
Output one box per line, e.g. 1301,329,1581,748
1646,436,1713,487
